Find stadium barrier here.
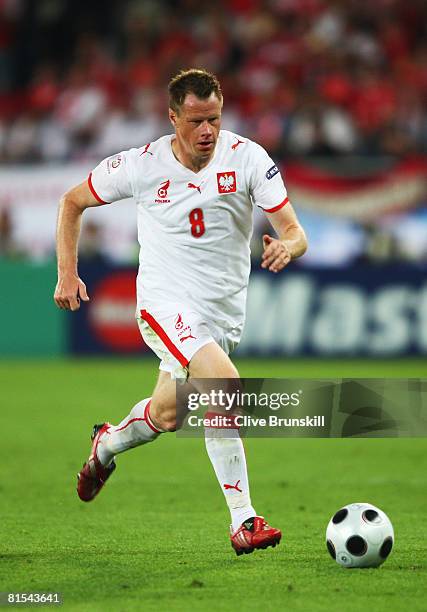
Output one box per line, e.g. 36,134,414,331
66,263,426,357
1,261,425,357
0,260,65,356
239,265,426,356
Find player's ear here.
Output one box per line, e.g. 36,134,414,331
169,108,177,128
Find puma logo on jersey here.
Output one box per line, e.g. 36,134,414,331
140,143,153,156
188,182,202,194
231,138,245,151
217,171,237,194
155,179,171,203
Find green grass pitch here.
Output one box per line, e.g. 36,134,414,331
0,358,426,611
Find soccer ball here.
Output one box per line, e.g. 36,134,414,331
326,503,394,568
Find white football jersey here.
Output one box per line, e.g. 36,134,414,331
89,130,288,338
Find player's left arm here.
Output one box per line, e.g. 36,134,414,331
262,202,307,273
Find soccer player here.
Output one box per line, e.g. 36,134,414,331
54,69,307,555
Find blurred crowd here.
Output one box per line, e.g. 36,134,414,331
0,0,426,163
1,0,426,266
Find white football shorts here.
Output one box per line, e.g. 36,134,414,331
137,303,240,380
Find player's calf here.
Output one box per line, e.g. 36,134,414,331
76,398,162,502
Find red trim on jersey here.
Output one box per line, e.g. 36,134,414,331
140,309,189,368
144,400,161,433
88,172,108,204
264,197,289,213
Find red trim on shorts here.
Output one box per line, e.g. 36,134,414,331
204,411,240,429
140,309,189,368
144,400,161,433
88,172,108,204
264,197,289,213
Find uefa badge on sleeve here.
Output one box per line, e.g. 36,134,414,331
217,171,237,194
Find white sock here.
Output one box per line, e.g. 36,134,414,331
97,398,161,465
205,413,256,531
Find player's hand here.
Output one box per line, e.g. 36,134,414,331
261,234,291,273
54,273,90,311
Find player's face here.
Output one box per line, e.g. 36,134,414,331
169,92,222,165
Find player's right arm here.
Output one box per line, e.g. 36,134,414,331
54,150,134,311
54,180,103,311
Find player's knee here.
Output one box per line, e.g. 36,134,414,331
224,361,239,379
158,414,177,432
150,404,177,432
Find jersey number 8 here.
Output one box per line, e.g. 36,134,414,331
189,208,205,238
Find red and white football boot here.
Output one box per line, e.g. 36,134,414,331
230,516,282,555
77,423,116,502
